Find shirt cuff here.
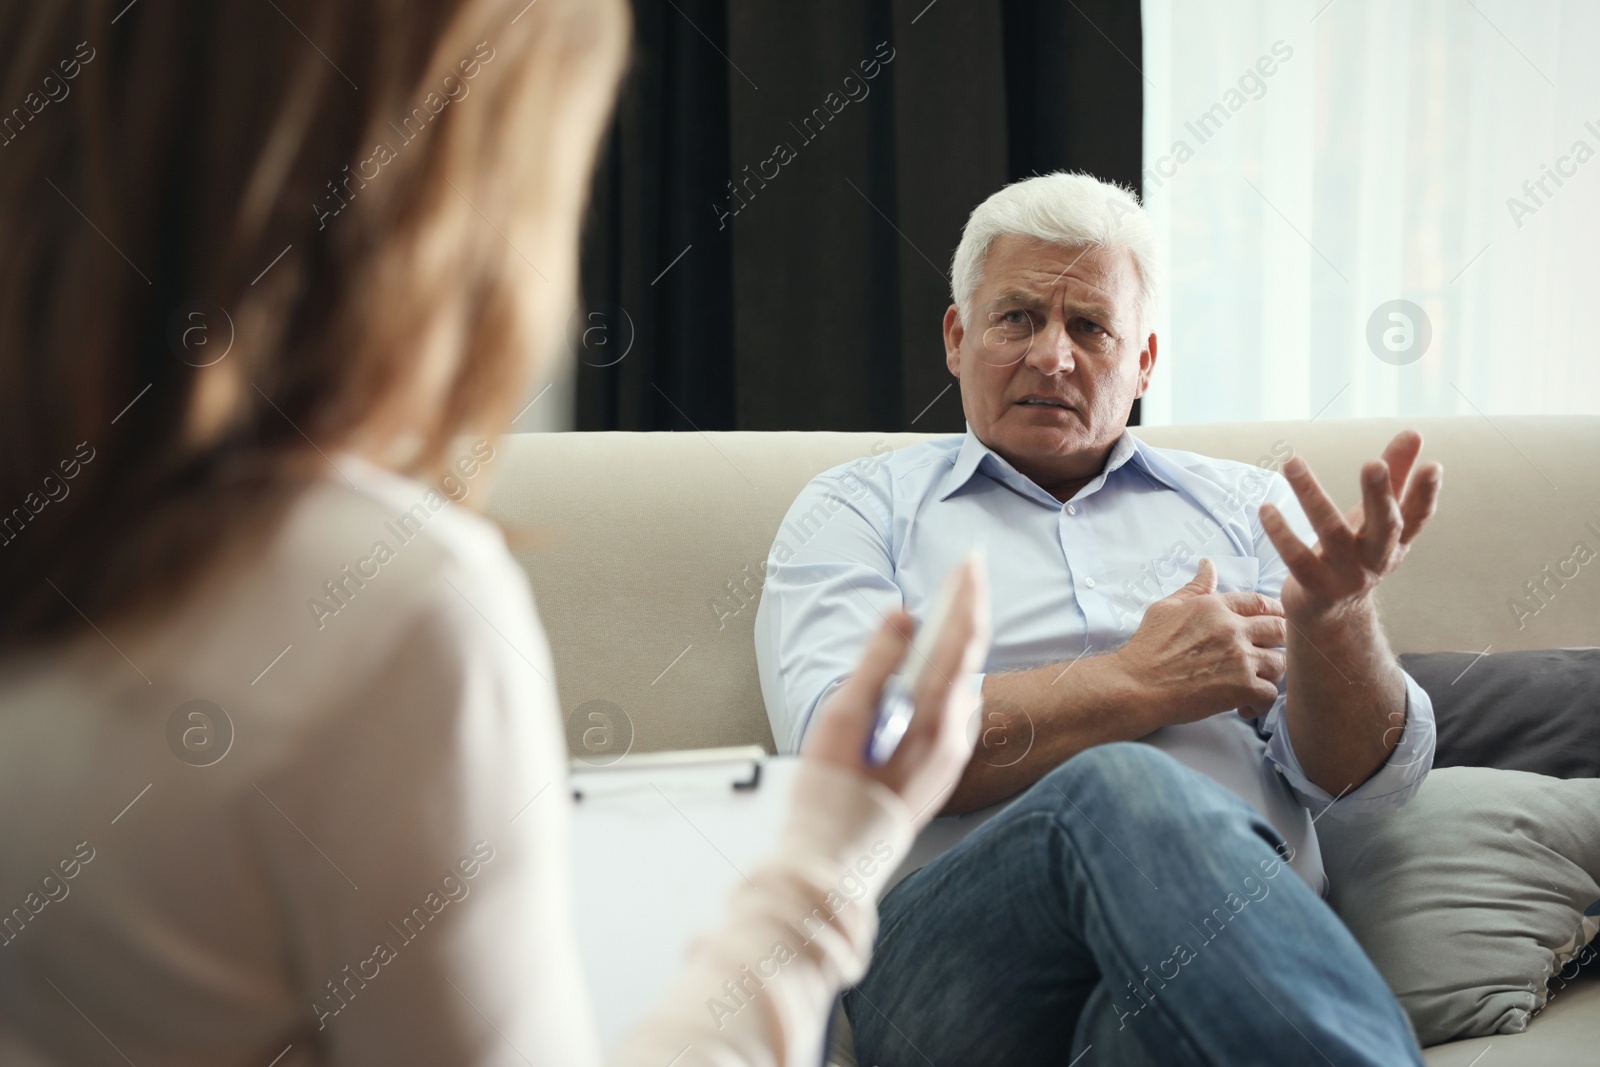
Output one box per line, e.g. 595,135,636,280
1263,669,1437,821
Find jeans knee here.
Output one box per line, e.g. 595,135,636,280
1045,741,1181,797
1041,742,1244,836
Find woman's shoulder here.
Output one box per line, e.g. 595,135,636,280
115,451,546,738
291,451,522,596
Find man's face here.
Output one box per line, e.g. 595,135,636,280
943,235,1156,494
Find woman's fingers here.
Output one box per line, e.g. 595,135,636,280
800,610,912,767
833,611,912,740
803,553,989,820
901,556,990,757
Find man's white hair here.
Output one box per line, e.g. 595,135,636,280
950,171,1160,335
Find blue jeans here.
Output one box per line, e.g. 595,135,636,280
844,743,1421,1066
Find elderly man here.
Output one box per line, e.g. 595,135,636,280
753,172,1444,1066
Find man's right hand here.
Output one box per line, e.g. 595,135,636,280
939,556,1285,815
1108,557,1287,729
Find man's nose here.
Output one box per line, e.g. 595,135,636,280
1024,318,1075,375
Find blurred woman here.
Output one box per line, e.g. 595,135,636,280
0,2,988,1064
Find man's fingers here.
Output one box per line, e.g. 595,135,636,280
1174,557,1218,598
1248,676,1281,708
1281,456,1354,549
1259,503,1329,593
1381,429,1424,498
1398,461,1443,546
1356,459,1402,568
1218,591,1284,618
1254,648,1287,683
1240,613,1288,648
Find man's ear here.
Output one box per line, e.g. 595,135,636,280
943,305,964,377
1135,331,1158,397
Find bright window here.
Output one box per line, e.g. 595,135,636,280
1140,0,1600,423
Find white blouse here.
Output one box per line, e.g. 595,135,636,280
0,451,912,1066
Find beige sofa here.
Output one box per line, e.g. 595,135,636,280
484,416,1600,1064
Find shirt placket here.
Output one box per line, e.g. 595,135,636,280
1054,494,1112,659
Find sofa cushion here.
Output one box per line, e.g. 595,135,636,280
1399,648,1600,779
1420,975,1600,1065
1321,766,1600,1046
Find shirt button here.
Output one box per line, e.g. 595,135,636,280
1066,504,1077,515
1084,576,1096,589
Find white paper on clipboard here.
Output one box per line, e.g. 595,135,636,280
569,748,801,1053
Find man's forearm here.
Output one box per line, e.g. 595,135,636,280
1284,596,1406,799
943,655,1151,815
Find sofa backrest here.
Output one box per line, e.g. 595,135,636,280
482,417,1600,757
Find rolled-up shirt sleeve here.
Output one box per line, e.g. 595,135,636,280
1260,672,1437,819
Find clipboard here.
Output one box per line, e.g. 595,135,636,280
570,744,766,800
569,747,800,1052
570,747,1009,1058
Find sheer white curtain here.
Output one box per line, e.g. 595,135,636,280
1140,0,1600,425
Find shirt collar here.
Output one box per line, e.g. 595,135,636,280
937,425,1178,505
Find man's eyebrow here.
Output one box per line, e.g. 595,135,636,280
1063,298,1119,325
987,289,1049,310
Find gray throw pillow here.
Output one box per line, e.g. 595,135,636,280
1399,648,1600,778
1320,767,1600,1046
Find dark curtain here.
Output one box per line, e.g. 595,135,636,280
576,0,1145,433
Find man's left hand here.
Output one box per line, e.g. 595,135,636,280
1259,430,1444,623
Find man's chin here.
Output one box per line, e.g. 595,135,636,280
988,417,1089,459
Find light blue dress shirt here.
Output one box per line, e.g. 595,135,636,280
753,428,1435,893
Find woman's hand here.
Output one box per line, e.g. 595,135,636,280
802,556,991,829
